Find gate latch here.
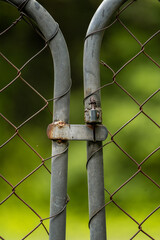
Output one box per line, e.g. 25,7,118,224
47,121,108,142
85,97,102,124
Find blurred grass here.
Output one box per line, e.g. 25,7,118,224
0,0,160,239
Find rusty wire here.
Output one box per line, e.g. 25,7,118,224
85,0,160,239
0,0,70,238
1,0,160,239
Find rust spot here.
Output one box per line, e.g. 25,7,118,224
56,121,66,128
47,123,54,139
57,139,63,144
87,124,94,130
47,121,67,140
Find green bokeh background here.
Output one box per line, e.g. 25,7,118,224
0,0,160,239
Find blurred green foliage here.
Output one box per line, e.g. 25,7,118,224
0,0,160,239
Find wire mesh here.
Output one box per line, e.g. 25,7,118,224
85,0,160,239
0,1,70,239
1,0,160,239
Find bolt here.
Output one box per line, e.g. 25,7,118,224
90,97,96,109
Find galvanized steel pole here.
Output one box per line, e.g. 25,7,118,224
4,0,71,239
83,0,125,239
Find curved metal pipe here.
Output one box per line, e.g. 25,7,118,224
83,1,125,240
84,0,125,108
6,0,71,122
3,0,71,239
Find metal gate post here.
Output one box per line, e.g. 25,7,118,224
83,0,125,239
3,0,71,239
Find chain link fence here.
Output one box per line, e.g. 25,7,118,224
1,0,160,239
0,0,71,239
84,0,159,239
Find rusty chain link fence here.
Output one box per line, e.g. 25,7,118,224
1,0,160,239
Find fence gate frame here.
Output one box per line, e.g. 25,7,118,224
83,1,126,240
1,0,159,239
1,0,109,239
1,0,71,239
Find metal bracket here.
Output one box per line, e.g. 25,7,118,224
85,107,102,124
85,97,102,124
47,121,108,142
